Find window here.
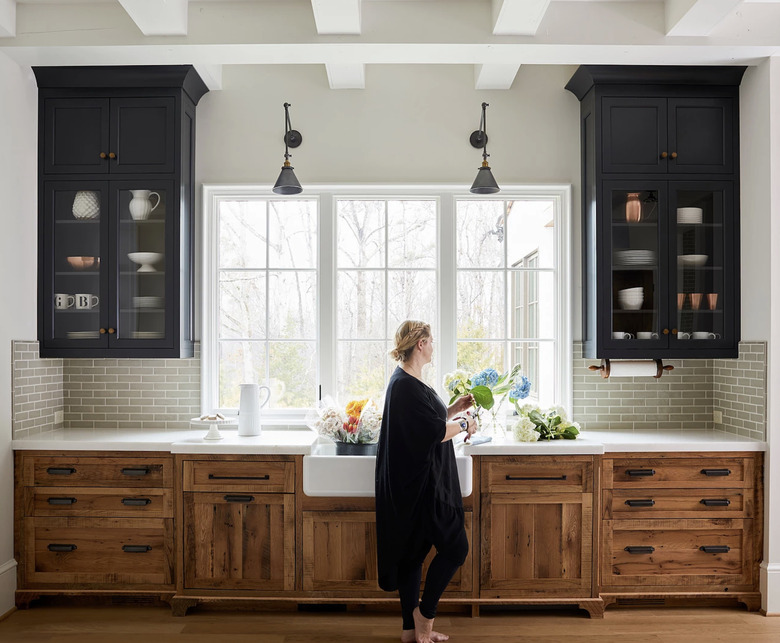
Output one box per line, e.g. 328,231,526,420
203,186,571,420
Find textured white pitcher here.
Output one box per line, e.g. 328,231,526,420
238,383,271,436
129,190,161,221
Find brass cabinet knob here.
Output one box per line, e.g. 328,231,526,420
99,328,107,334
671,152,678,159
661,152,668,159
99,152,107,159
108,327,116,334
662,328,669,335
108,152,117,159
671,328,678,335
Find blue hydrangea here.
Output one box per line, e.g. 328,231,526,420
509,375,532,400
471,368,499,388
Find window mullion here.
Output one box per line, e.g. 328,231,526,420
439,194,456,393
319,193,336,401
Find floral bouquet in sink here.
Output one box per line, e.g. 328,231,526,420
306,396,382,454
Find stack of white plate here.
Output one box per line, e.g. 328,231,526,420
66,330,100,339
615,250,656,266
133,296,164,308
131,331,164,339
617,286,644,310
677,207,703,224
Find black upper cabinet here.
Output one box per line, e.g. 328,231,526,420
566,66,745,360
35,66,208,358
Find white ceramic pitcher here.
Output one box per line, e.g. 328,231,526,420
129,190,161,221
238,383,271,436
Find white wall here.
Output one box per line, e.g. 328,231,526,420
0,53,37,614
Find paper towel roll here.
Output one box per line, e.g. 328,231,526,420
589,359,673,379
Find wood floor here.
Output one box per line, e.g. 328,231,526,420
1,603,780,642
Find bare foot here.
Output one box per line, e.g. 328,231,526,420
402,630,449,643
412,606,442,643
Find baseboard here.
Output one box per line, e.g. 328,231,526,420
760,561,780,614
0,559,17,616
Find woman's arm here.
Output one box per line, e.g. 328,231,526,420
441,415,477,443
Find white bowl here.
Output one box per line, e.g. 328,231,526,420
619,300,644,310
677,254,708,267
128,252,163,272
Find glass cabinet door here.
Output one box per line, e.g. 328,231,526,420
671,183,732,346
45,183,108,346
114,183,172,344
606,183,666,348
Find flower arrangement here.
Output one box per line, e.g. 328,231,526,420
443,365,531,430
512,403,580,441
306,397,382,445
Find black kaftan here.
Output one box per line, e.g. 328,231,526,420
375,366,463,591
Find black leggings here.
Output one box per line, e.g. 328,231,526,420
397,504,469,630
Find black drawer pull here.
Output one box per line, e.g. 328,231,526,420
209,474,270,481
47,497,77,505
700,498,731,507
624,546,655,554
121,467,151,476
122,545,152,553
505,475,567,481
701,469,731,477
121,498,152,506
700,545,730,554
46,467,76,476
224,495,255,503
625,499,655,507
48,544,77,552
626,469,655,477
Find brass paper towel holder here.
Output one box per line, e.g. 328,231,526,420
588,359,674,379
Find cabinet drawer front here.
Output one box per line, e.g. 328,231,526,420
607,457,752,489
601,519,754,589
483,457,592,493
26,456,171,488
183,460,294,493
603,489,751,519
23,517,173,586
25,487,173,518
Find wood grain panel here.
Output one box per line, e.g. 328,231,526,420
606,456,752,489
483,456,592,494
25,455,171,488
183,460,294,493
603,488,751,519
25,487,173,518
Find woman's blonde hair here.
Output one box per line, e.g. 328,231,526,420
389,320,431,363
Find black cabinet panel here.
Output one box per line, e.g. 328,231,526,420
669,98,733,174
43,99,109,175
602,98,666,174
112,98,175,174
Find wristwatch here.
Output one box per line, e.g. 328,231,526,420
459,419,469,432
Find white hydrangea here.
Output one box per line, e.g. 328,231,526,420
548,405,568,421
515,402,541,417
512,416,539,442
443,369,469,392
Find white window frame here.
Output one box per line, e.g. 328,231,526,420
202,184,572,423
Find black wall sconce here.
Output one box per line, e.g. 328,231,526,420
469,102,500,194
272,102,303,195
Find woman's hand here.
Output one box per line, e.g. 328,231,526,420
462,415,477,441
449,393,475,417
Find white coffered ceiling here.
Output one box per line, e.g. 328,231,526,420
2,0,780,90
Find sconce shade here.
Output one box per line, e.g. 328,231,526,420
470,164,500,194
273,162,302,195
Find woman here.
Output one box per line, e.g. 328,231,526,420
375,320,477,643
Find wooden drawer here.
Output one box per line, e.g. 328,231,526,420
23,455,172,488
482,456,592,493
601,518,755,591
605,455,753,489
603,488,752,519
24,487,173,518
183,459,294,493
23,517,173,587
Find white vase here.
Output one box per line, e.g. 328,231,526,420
72,191,100,220
238,383,271,436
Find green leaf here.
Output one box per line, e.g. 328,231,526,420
471,385,495,410
448,393,459,405
550,415,562,428
528,409,546,427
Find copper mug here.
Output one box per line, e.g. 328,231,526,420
689,293,703,310
677,293,686,310
707,293,718,310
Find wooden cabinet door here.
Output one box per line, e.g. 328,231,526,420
601,97,667,174
183,492,295,591
43,98,110,175
111,98,175,174
481,492,592,597
668,97,733,174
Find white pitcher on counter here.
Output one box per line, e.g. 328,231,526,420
238,383,271,436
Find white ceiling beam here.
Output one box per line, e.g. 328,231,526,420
325,63,365,89
492,0,551,36
118,0,188,36
0,0,16,38
665,0,743,36
311,0,361,35
474,64,520,90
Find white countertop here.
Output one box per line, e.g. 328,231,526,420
11,428,765,454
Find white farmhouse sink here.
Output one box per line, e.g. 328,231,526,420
303,441,473,497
